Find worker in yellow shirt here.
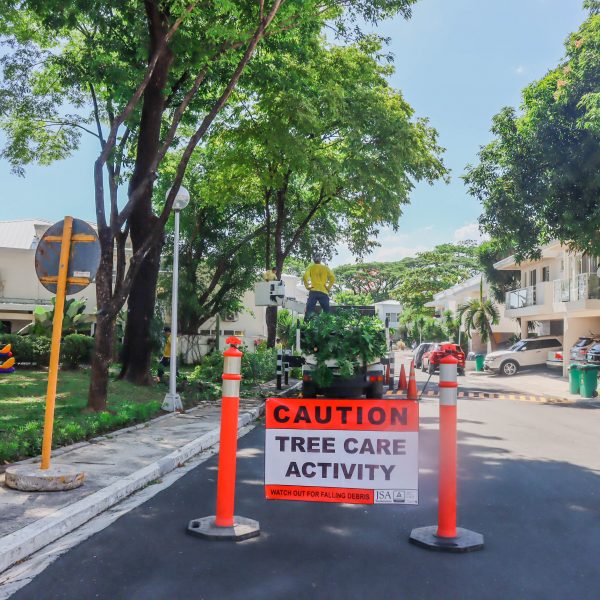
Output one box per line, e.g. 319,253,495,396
303,254,335,319
157,327,171,380
262,267,278,281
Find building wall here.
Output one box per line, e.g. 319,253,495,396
0,246,98,332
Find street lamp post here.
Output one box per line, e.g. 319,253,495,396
162,186,190,412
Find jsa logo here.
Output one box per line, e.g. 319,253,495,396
375,490,405,503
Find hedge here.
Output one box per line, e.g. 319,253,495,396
0,333,94,368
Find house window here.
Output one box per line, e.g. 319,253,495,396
529,269,537,287
542,267,550,282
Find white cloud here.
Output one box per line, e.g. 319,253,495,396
369,244,431,262
515,65,527,76
453,223,488,243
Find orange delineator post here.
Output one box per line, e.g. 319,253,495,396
215,349,243,528
407,360,418,400
399,363,407,392
41,216,73,471
409,354,483,551
187,336,260,541
437,365,458,538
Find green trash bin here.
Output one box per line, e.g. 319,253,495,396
475,354,485,372
569,364,581,394
579,364,600,398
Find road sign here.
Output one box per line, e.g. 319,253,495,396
265,398,419,505
35,218,100,295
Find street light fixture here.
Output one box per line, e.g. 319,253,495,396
162,185,190,412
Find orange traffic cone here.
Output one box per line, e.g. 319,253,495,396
385,362,391,386
407,360,418,400
399,363,407,392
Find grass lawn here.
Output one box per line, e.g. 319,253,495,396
0,368,181,464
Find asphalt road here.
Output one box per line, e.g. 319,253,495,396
13,396,600,600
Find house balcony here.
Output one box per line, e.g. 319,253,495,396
553,274,600,312
504,282,554,318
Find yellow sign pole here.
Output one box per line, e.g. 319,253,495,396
40,216,73,470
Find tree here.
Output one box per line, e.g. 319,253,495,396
1,0,420,409
477,240,520,304
155,150,265,334
195,38,447,344
465,6,600,261
392,242,480,311
332,290,374,305
457,278,500,352
333,261,407,302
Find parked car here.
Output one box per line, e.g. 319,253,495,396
413,342,434,369
422,342,466,375
570,336,598,364
546,350,563,369
484,336,563,376
586,342,600,366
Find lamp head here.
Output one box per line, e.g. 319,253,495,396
168,185,191,211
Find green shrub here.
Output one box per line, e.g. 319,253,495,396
188,352,224,384
61,334,94,368
0,334,51,366
242,344,276,384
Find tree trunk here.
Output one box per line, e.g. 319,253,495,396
266,305,277,347
120,229,163,384
119,4,173,383
88,313,115,411
88,247,116,411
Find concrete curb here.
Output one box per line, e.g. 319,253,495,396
0,404,264,575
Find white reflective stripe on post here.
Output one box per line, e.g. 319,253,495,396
439,387,457,406
224,355,241,374
439,362,457,384
222,378,240,398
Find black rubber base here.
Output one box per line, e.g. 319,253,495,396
187,515,260,542
409,526,484,553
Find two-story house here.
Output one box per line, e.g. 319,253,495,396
495,241,600,376
426,274,519,354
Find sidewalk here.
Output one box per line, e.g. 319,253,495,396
0,380,298,574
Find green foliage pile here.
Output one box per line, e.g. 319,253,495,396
301,310,387,387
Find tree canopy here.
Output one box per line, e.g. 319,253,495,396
465,6,600,261
391,242,480,311
0,0,422,408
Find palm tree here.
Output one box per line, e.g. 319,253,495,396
457,278,500,353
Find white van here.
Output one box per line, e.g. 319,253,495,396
484,336,563,376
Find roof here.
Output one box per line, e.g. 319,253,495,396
493,240,563,271
0,220,52,250
432,274,483,302
372,300,402,306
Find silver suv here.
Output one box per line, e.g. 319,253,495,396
484,336,563,376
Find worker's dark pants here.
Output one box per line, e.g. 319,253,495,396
305,291,330,320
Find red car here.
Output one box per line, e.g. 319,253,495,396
421,342,465,376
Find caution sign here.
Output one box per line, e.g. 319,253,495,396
265,398,418,505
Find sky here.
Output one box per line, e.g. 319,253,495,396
0,0,587,266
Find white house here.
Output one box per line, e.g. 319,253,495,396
426,274,519,353
0,220,99,333
372,300,402,329
178,274,308,362
494,241,600,376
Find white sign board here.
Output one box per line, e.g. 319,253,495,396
265,398,419,505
